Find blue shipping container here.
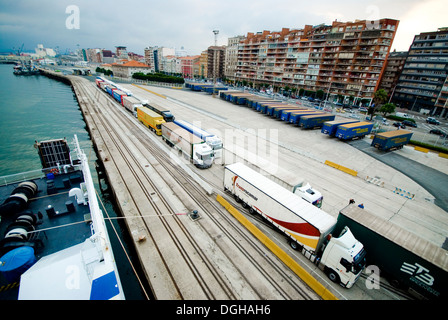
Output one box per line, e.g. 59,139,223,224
299,114,335,129
321,120,360,136
335,122,373,140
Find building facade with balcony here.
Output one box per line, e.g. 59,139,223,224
392,28,448,116
378,50,408,98
225,35,246,82
234,19,399,104
207,46,226,82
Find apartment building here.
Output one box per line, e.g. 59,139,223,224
225,35,246,81
378,50,408,98
179,55,201,78
393,28,448,116
235,19,399,104
115,46,128,59
435,77,448,112
206,46,226,82
199,51,208,79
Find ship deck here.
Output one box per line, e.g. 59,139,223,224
0,169,91,299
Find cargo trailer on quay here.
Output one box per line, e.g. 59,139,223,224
335,206,448,300
335,121,373,140
162,122,214,169
224,163,366,288
174,119,223,159
321,120,360,137
371,130,413,151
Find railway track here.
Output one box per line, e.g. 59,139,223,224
70,77,320,300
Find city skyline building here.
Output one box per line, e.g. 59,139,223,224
207,45,226,82
392,27,448,116
379,50,408,100
235,19,399,104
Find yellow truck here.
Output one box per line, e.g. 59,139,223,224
137,106,165,135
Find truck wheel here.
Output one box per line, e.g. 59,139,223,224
234,195,241,203
289,240,301,251
248,207,255,215
242,201,248,209
326,269,340,284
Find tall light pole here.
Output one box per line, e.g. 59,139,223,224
213,30,219,46
212,30,219,85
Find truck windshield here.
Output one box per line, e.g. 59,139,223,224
196,152,214,161
211,142,223,150
352,247,367,274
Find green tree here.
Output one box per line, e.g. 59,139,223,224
379,103,396,116
371,89,388,115
316,89,325,100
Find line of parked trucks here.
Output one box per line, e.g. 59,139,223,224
102,80,445,299
224,162,447,299
96,78,324,207
95,77,221,169
218,90,413,151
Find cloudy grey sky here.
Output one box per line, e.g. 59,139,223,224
0,0,446,55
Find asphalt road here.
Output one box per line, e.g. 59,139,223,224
347,139,448,214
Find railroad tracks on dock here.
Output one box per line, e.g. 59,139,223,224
70,77,320,300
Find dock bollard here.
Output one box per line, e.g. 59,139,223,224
189,210,200,221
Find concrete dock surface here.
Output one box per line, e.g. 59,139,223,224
125,83,448,249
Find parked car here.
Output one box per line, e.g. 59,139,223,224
402,120,417,128
429,129,447,137
393,122,406,128
359,107,368,112
427,117,440,125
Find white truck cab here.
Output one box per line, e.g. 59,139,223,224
204,135,223,159
318,227,366,288
294,182,323,208
193,143,214,169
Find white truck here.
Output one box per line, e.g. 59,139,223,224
161,122,214,169
174,119,223,159
224,162,366,288
122,95,143,117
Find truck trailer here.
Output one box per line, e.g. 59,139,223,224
255,101,282,112
273,107,305,119
321,120,360,137
371,130,413,151
299,114,335,129
335,121,373,140
112,90,126,104
162,122,214,169
143,102,175,122
122,96,143,117
224,162,366,288
289,111,325,125
335,206,448,299
137,106,165,136
174,119,223,159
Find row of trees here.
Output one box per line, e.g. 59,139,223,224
132,72,184,84
95,67,113,76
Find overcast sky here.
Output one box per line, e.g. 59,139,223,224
0,0,446,56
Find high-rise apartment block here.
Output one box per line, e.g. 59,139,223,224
235,19,399,103
393,28,448,116
115,46,128,59
379,50,408,98
225,35,246,81
207,46,226,81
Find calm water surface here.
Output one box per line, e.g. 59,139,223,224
0,64,148,299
